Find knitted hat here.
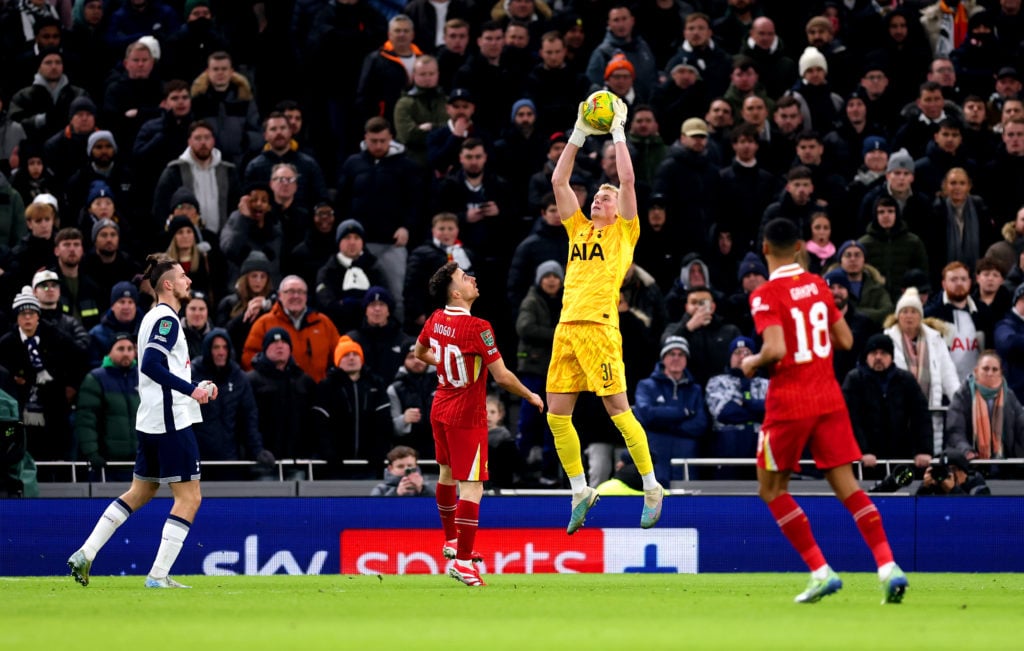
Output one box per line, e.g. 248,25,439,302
333,336,364,366
737,252,768,282
604,53,635,80
798,47,828,76
110,280,139,305
534,260,564,285
864,332,894,357
12,286,41,314
166,215,198,238
729,336,755,355
184,0,211,15
997,66,1021,81
894,287,924,316
109,332,135,351
31,269,59,288
362,286,395,312
91,217,119,243
823,269,851,292
37,46,62,65
886,148,914,173
862,136,888,157
169,186,200,212
510,98,536,121
68,95,97,119
137,35,161,60
902,268,932,295
240,250,272,276
335,219,364,245
86,180,113,207
681,117,709,137
87,130,117,155
837,239,866,259
660,335,689,358
262,327,291,352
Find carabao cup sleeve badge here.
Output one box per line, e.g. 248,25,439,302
480,329,495,347
158,319,173,335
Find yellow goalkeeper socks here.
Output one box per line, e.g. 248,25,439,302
547,412,584,478
610,409,655,476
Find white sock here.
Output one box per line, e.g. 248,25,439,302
878,561,896,581
148,516,190,579
569,474,587,494
811,565,830,581
640,472,659,491
82,499,131,561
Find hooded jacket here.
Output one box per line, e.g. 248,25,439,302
634,363,707,439
246,352,316,459
858,201,929,301
189,71,261,166
191,328,263,461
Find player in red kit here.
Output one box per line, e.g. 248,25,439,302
741,218,908,605
415,262,544,587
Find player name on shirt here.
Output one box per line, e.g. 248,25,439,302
433,322,456,338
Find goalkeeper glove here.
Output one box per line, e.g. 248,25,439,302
570,101,604,146
610,97,628,143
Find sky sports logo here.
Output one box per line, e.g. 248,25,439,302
341,528,698,575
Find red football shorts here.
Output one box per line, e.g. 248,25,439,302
432,418,489,482
757,408,861,473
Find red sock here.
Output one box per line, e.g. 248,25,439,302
843,490,895,567
768,493,827,572
454,500,480,562
436,483,458,542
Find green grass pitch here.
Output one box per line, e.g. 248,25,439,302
4,573,1022,650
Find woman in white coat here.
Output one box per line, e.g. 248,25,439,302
884,287,961,454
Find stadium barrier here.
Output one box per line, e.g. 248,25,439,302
3,494,1023,577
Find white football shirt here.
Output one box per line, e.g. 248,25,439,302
136,303,202,433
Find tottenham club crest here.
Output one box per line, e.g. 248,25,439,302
480,329,495,347
158,319,173,335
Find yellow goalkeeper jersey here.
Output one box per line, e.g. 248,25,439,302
559,209,639,328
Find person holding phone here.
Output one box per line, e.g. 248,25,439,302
661,286,742,386
370,445,435,497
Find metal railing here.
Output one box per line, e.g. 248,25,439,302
34,458,443,483
668,457,1024,482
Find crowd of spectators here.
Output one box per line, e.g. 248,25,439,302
3,0,1024,492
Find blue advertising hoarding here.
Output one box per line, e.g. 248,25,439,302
1,496,1021,576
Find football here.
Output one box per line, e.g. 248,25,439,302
581,90,617,133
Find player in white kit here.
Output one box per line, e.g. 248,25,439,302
68,254,218,588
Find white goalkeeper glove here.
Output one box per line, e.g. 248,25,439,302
570,101,604,146
610,97,628,143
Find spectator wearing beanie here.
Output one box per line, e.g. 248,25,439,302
165,212,225,303
245,326,317,463
634,335,708,487
884,286,961,452
314,218,386,333
829,238,893,326
81,217,142,307
514,259,564,483
42,95,97,181
824,268,881,382
312,335,392,477
217,250,276,355
8,47,88,142
344,285,414,382
87,281,143,368
75,332,141,478
722,252,768,336
66,130,135,225
0,285,83,467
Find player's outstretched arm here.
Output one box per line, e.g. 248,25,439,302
610,97,637,221
487,358,544,412
551,102,596,221
740,324,786,378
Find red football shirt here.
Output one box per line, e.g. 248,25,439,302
418,306,502,428
749,263,847,420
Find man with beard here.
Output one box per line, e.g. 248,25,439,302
924,261,994,383
244,112,327,211
65,131,137,223
81,218,141,305
54,228,104,330
824,269,879,382
153,120,240,237
841,333,933,478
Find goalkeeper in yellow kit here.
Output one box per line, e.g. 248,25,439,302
548,95,664,534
